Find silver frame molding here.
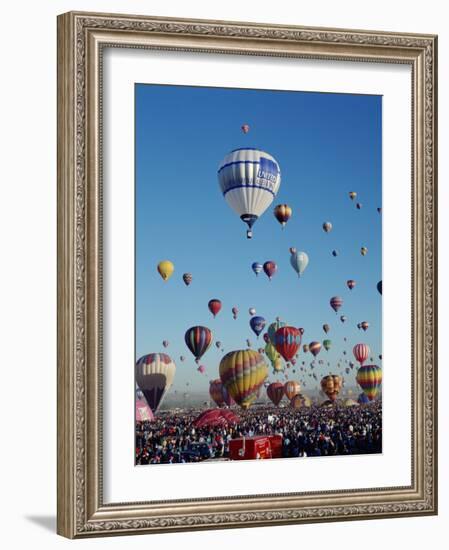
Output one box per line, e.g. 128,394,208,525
57,11,438,538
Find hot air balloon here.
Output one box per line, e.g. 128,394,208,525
208,299,222,318
377,280,382,295
232,306,238,320
241,123,250,134
289,247,297,255
246,339,252,348
379,354,383,360
219,349,268,409
303,344,309,353
361,246,368,256
249,307,256,316
162,340,169,348
332,250,339,257
264,341,280,366
361,321,370,331
197,365,206,374
323,324,330,334
185,326,213,363
267,319,286,344
180,355,185,362
272,358,284,373
215,341,222,349
266,382,285,406
274,326,302,362
263,261,277,280
377,207,382,214
322,222,332,233
274,204,292,228
340,315,347,323
218,148,281,238
320,375,343,402
157,260,174,282
135,353,176,412
290,393,312,409
135,395,155,422
347,279,356,290
349,191,357,200
323,339,332,351
250,316,266,338
358,392,370,405
356,364,382,401
209,379,226,407
284,380,301,400
290,250,309,278
330,296,343,313
309,341,322,357
251,262,262,277
182,273,192,286
356,203,362,210
353,343,370,366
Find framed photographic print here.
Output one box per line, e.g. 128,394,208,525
57,11,438,538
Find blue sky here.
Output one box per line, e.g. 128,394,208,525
135,84,382,395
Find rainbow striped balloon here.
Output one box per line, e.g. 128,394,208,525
356,365,382,401
184,326,213,363
219,349,268,410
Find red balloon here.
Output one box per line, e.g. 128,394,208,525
208,299,222,318
263,261,277,280
267,382,285,406
274,326,302,362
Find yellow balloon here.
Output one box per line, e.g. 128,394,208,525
157,260,174,281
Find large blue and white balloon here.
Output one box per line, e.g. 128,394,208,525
218,148,281,238
250,316,266,338
290,250,309,278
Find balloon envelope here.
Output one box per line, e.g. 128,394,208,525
274,326,302,362
267,382,285,406
356,364,382,401
290,251,309,277
157,260,174,281
135,353,176,412
274,204,292,227
219,349,268,409
185,326,213,362
250,316,266,337
218,148,281,238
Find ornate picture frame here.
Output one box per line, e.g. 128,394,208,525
57,11,437,538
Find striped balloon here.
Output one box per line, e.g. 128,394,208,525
219,349,268,410
266,382,285,406
218,148,281,239
309,341,322,357
185,326,213,363
267,319,286,344
353,343,370,365
356,365,382,401
284,380,301,400
274,326,302,362
135,353,176,412
330,296,343,313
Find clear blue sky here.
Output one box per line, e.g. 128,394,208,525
135,84,382,396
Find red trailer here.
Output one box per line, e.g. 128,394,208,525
228,434,283,460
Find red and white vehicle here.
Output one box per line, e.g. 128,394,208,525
228,434,283,460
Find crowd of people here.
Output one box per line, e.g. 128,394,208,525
135,401,382,465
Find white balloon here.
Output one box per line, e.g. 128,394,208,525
218,148,281,238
